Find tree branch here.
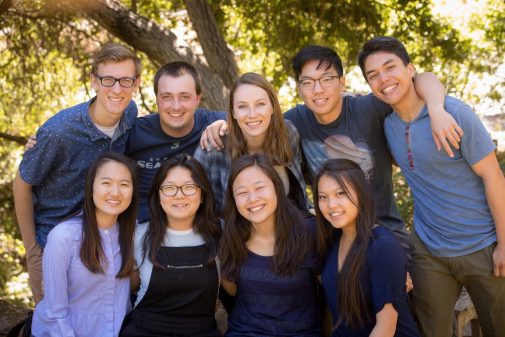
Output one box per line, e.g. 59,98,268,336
0,131,26,145
0,0,14,16
46,0,229,110
183,0,239,88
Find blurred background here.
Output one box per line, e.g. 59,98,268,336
0,0,504,311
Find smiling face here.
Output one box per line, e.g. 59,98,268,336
90,60,139,126
298,59,346,125
317,174,359,234
232,165,277,228
232,84,273,145
363,51,416,109
92,160,134,228
156,73,201,138
159,166,201,230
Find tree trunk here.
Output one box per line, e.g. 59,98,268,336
183,0,239,89
45,0,236,110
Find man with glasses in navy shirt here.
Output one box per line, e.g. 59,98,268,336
13,43,141,303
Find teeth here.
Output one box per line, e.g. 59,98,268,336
382,85,397,94
330,210,343,217
246,121,261,126
314,98,327,104
173,204,188,208
109,97,123,102
248,205,264,212
170,112,183,117
106,200,120,205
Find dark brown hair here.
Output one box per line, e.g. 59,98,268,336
313,159,375,329
219,154,310,280
80,152,138,278
153,61,202,96
227,72,292,166
142,154,221,267
91,43,142,77
358,36,411,81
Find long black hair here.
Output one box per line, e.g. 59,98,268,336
313,159,375,329
80,152,138,278
219,154,311,280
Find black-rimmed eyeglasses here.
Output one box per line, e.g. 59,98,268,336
160,184,199,197
94,75,137,88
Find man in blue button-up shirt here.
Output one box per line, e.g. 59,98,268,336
13,43,141,303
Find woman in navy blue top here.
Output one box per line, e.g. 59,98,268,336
313,159,420,337
219,154,322,336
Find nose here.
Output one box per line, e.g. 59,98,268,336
247,191,259,203
111,81,122,93
328,196,340,209
110,183,120,196
174,187,184,198
172,98,181,110
247,106,257,118
312,79,324,93
377,71,389,83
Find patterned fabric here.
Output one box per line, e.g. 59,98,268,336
19,98,137,246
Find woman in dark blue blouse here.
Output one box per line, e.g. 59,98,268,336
219,154,322,337
313,159,420,337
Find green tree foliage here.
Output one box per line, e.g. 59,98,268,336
0,0,504,301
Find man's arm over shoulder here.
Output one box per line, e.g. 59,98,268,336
414,73,464,156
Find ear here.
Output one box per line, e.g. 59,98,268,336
133,76,141,91
407,63,416,78
90,74,99,91
195,94,202,106
338,76,346,92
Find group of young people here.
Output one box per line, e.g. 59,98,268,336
13,36,504,337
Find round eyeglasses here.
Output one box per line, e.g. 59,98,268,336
160,184,199,197
94,75,137,88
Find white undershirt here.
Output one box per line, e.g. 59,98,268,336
94,121,119,138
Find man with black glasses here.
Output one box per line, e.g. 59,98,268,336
13,43,141,303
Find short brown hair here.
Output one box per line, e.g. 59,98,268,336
153,61,202,96
91,43,142,77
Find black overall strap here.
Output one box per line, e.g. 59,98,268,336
121,245,221,337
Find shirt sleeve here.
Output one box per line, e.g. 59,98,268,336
367,229,407,313
453,101,496,165
39,225,76,337
19,127,62,186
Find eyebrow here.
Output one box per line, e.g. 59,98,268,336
98,177,131,182
300,71,337,79
159,91,193,96
365,58,396,76
235,98,268,104
162,180,195,185
234,180,268,190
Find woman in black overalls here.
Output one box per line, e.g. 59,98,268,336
120,154,222,337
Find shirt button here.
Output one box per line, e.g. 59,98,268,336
104,230,108,234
